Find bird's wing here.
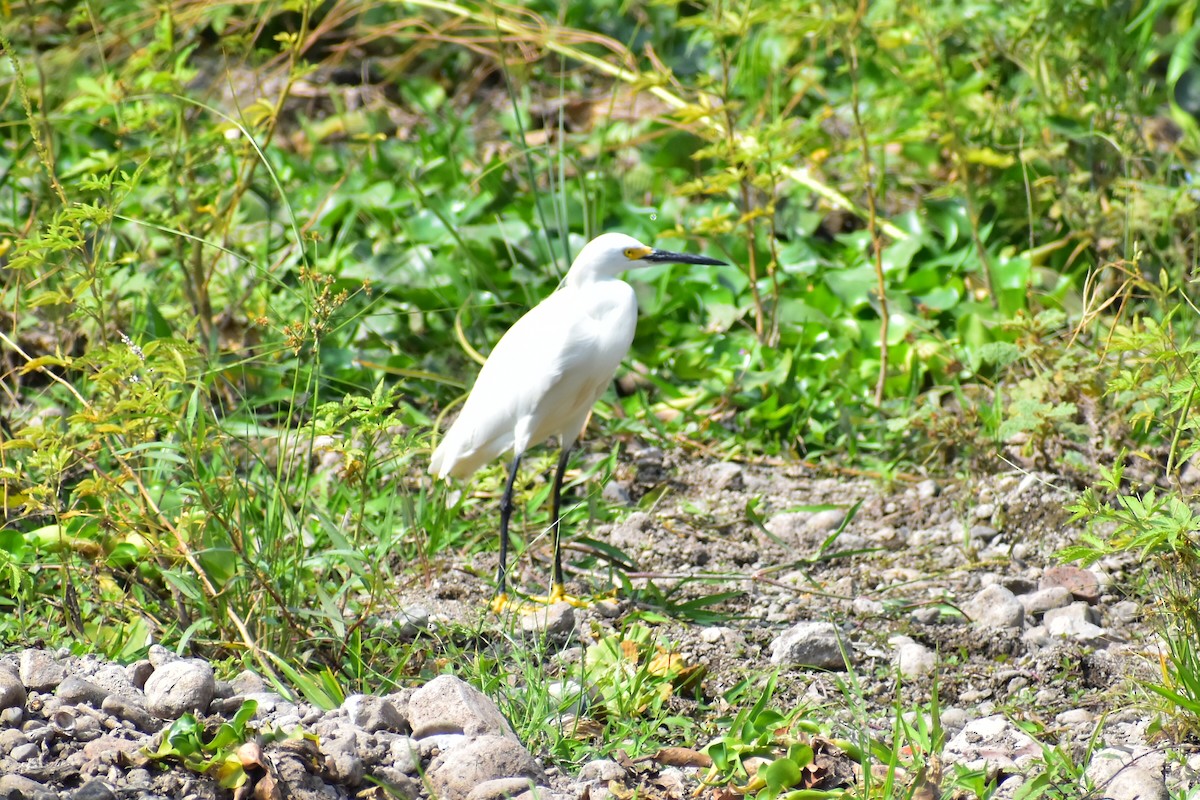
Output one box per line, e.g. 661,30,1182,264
431,285,633,479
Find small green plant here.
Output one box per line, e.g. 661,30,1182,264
584,623,705,719
702,674,857,799
146,700,316,790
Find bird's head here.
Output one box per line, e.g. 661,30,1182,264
566,232,726,285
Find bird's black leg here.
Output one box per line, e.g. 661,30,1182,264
495,452,523,610
550,444,573,598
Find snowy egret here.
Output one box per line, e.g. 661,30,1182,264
429,232,726,610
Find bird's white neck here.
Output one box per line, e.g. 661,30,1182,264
564,268,624,289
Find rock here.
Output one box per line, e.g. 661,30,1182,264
20,649,66,691
768,621,847,670
519,602,576,640
101,695,155,732
916,479,938,499
939,707,968,730
1043,601,1099,626
125,660,153,690
420,732,469,757
90,665,138,699
969,524,999,542
1044,603,1107,643
321,734,364,786
765,512,811,542
943,715,1040,772
343,694,408,734
806,508,846,535
466,777,539,800
72,779,118,800
81,734,148,765
0,706,22,725
962,584,1024,629
391,605,432,637
427,734,545,799
0,727,29,753
1041,565,1101,603
11,741,39,761
578,758,626,782
389,736,420,774
1086,749,1168,800
890,636,936,678
1056,708,1094,725
143,659,215,719
408,675,516,739
0,666,26,711
0,774,55,800
1019,586,1073,617
704,462,744,491
229,669,267,695
146,645,177,667
602,481,632,505
56,676,111,708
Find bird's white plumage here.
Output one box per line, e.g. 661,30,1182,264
430,233,646,479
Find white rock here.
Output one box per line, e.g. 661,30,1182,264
962,584,1024,629
768,621,846,670
1085,748,1168,800
427,734,545,799
143,659,215,719
889,636,936,678
408,675,516,739
943,715,1040,772
1019,587,1073,617
19,650,65,692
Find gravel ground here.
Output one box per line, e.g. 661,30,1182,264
2,449,1198,799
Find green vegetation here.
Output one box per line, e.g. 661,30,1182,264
3,0,1200,794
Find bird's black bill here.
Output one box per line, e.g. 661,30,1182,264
643,248,727,266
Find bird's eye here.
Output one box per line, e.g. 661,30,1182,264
623,248,637,259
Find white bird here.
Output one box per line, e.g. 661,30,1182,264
429,232,726,610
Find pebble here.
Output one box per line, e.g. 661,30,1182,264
943,715,1040,772
11,741,39,761
917,479,938,499
1041,565,1101,603
0,774,55,800
768,621,847,670
806,508,847,535
1018,586,1073,617
1044,604,1107,643
962,584,1024,629
0,666,28,710
56,676,111,708
466,777,539,800
143,658,215,719
1056,708,1095,725
343,694,407,734
602,481,632,505
124,660,153,690
408,675,516,739
889,636,936,678
427,734,545,799
578,758,625,782
72,779,118,800
101,694,155,732
1086,748,1169,800
519,602,576,640
19,649,66,691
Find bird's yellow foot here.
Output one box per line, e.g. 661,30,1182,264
490,592,512,614
528,583,590,608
